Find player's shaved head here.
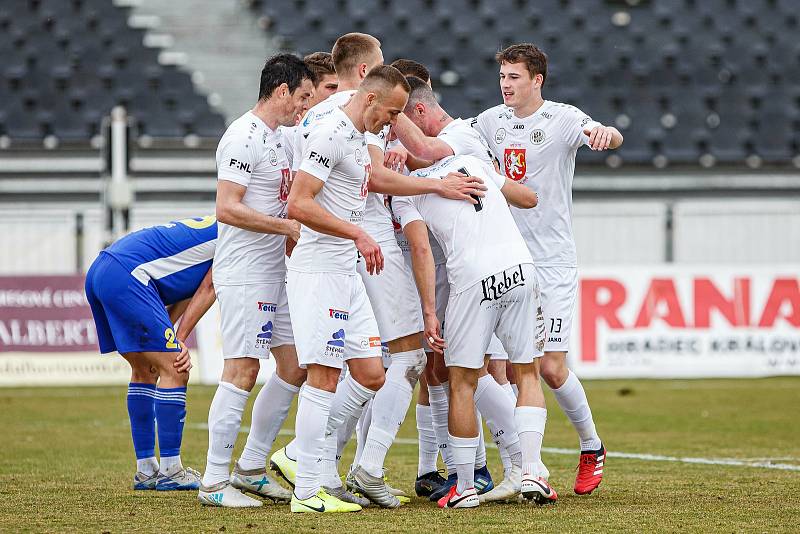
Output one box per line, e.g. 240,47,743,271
331,33,382,75
496,43,548,85
359,65,411,97
403,76,438,112
390,59,430,84
303,52,335,87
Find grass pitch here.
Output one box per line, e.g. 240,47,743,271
1,377,798,533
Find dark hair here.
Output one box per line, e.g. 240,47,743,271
361,65,411,94
495,43,548,85
303,52,336,86
391,59,430,83
258,53,316,101
331,33,381,75
404,76,437,111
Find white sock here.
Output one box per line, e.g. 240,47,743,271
416,404,438,476
515,406,546,478
323,374,377,486
137,457,158,476
428,383,453,475
449,433,479,493
351,398,372,472
511,383,519,397
239,374,300,471
285,438,298,460
294,385,333,500
475,374,522,470
475,414,487,469
552,370,601,450
202,381,250,486
160,455,182,475
359,349,424,477
501,382,516,402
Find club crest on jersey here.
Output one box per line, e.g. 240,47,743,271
530,129,545,145
279,169,290,203
258,302,277,312
504,148,527,182
268,149,278,166
494,128,506,144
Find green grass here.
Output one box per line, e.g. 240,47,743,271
1,378,799,533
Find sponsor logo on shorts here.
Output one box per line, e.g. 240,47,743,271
325,328,346,359
360,336,382,349
369,336,381,348
480,264,526,304
329,308,349,320
258,302,277,312
256,321,273,347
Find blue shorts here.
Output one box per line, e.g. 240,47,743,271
85,252,181,355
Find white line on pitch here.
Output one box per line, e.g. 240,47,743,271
185,423,800,472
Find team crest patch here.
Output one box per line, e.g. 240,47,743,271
531,129,545,144
504,148,527,182
268,149,278,166
279,168,290,203
494,128,506,144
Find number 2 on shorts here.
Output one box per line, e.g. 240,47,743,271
164,328,179,349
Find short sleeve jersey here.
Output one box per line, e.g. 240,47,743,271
392,155,533,293
213,111,292,285
438,118,496,166
292,90,356,172
287,107,372,275
105,216,217,305
473,101,601,267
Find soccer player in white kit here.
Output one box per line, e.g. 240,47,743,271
394,154,555,508
285,66,413,514
197,54,315,508
473,43,624,496
393,76,528,500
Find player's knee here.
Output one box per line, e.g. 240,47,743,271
277,364,306,387
358,371,385,392
540,357,568,388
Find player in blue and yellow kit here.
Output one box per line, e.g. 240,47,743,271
85,216,217,490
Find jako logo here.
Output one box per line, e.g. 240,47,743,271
513,124,525,130
329,309,349,320
258,302,277,312
228,158,251,173
309,151,331,168
480,265,526,303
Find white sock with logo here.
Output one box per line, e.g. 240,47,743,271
428,383,453,475
449,434,479,494
416,404,439,476
239,374,300,471
359,349,425,477
515,406,546,478
323,374,376,487
475,374,522,471
294,385,333,500
202,381,250,487
552,370,601,451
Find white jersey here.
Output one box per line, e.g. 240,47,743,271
280,125,297,171
438,117,495,166
291,90,356,172
287,106,371,275
473,101,600,267
361,125,395,244
392,155,533,293
213,111,291,285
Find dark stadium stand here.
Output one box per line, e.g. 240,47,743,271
251,0,800,167
0,0,225,143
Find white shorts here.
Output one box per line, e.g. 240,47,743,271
487,335,508,360
357,240,423,342
287,270,382,369
535,265,578,352
444,263,545,369
216,282,293,359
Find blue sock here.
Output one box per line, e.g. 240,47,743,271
127,383,156,460
155,386,187,461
